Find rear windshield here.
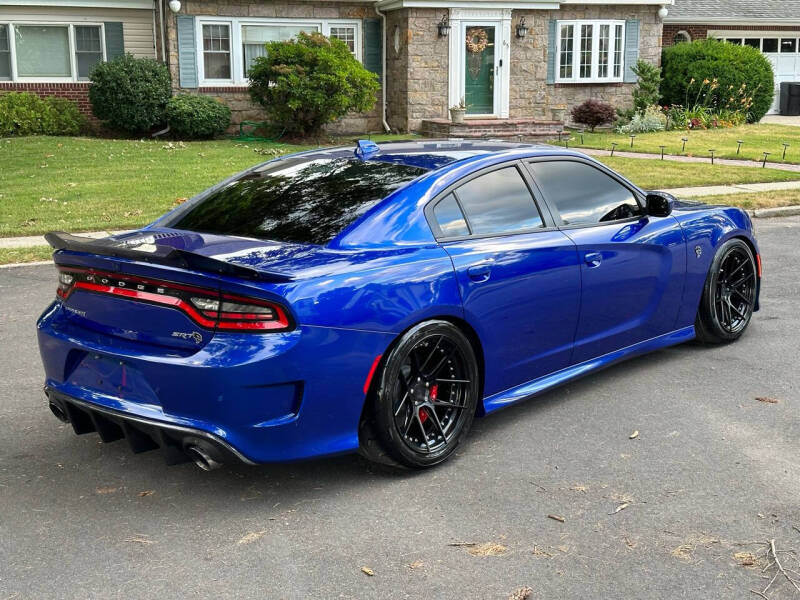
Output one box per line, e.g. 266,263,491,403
168,157,427,245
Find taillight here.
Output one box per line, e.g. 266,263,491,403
55,266,291,333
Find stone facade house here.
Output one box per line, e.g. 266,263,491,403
663,0,800,114
165,0,671,136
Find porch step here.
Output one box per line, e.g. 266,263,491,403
420,118,565,141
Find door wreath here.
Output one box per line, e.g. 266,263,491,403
466,28,489,80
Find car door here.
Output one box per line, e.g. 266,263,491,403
427,162,581,398
526,158,686,365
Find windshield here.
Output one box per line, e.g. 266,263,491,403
168,157,427,245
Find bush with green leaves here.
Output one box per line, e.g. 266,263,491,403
617,105,667,133
88,55,171,134
570,99,616,132
631,60,662,113
166,94,231,139
661,39,774,122
248,32,379,136
0,92,86,136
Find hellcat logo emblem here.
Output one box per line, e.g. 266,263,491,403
695,245,703,258
171,331,203,344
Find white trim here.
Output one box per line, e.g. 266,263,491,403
3,21,106,82
555,19,625,84
194,16,363,86
378,0,668,9
448,8,510,118
665,18,800,25
0,0,152,8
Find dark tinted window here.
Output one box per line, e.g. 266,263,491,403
455,167,543,235
781,38,797,53
169,157,426,244
528,161,641,225
433,193,469,237
763,38,778,53
744,38,761,49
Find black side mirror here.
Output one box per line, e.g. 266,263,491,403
646,192,676,217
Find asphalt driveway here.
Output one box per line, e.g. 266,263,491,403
1,217,798,600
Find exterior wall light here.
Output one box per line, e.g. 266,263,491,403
437,14,451,38
516,17,528,39
658,5,669,20
169,0,182,14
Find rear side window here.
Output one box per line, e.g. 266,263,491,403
453,167,543,236
528,160,641,226
433,193,470,237
169,157,427,245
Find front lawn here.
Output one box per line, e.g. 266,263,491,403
2,135,799,238
700,189,800,210
576,124,800,164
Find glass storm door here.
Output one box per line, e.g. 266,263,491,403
464,25,496,115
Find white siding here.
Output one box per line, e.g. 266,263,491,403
0,6,155,57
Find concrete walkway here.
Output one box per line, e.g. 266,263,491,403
580,147,800,172
663,179,800,198
761,115,800,127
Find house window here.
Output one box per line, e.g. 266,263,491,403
15,25,71,77
673,30,691,44
74,25,103,79
202,24,231,80
196,17,362,85
0,25,10,80
781,38,797,53
330,26,356,55
762,38,778,53
556,20,625,83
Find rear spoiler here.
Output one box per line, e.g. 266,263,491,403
44,231,292,283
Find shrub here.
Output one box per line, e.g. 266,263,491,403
89,55,171,134
570,99,616,132
617,105,667,133
631,60,662,113
661,39,774,122
166,94,231,139
248,32,379,136
0,92,86,136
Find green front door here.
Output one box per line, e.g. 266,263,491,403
464,26,495,115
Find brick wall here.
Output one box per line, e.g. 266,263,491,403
663,23,800,46
0,82,93,117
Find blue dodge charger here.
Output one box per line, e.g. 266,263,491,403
37,140,761,470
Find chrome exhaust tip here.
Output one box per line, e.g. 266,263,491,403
184,445,222,471
49,401,69,423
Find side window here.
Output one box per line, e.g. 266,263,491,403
454,167,543,236
528,161,641,226
433,193,469,238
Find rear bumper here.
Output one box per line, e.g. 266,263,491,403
37,302,395,464
46,388,254,467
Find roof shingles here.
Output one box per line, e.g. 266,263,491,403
666,0,799,21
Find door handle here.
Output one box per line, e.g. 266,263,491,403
467,264,492,282
584,252,602,268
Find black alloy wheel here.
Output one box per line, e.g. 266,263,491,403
696,238,757,343
373,321,480,468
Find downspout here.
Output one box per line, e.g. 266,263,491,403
373,2,392,133
158,0,167,63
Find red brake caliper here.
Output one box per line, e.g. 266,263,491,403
418,384,438,425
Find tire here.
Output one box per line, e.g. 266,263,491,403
695,238,757,344
372,320,480,469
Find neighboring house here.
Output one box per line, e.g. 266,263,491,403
663,0,800,114
0,0,158,116
164,0,671,135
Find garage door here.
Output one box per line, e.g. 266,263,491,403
721,36,800,115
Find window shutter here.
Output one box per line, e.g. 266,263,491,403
546,20,557,85
103,22,124,61
177,15,198,88
363,18,382,82
623,19,640,83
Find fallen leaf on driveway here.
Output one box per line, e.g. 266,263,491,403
408,560,424,570
361,566,375,576
671,544,693,561
237,530,267,545
507,586,533,600
547,514,565,523
734,551,757,566
629,430,639,439
609,503,630,515
467,542,508,557
138,490,154,497
531,546,553,558
756,397,779,404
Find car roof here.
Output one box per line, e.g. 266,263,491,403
288,139,582,171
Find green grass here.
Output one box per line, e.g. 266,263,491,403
595,157,800,189
0,245,53,264
0,133,798,238
575,124,800,164
700,189,800,210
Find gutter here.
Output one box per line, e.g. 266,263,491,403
373,2,392,133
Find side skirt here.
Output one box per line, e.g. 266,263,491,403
482,326,696,415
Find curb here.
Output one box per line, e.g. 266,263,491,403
0,260,53,269
749,206,800,218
